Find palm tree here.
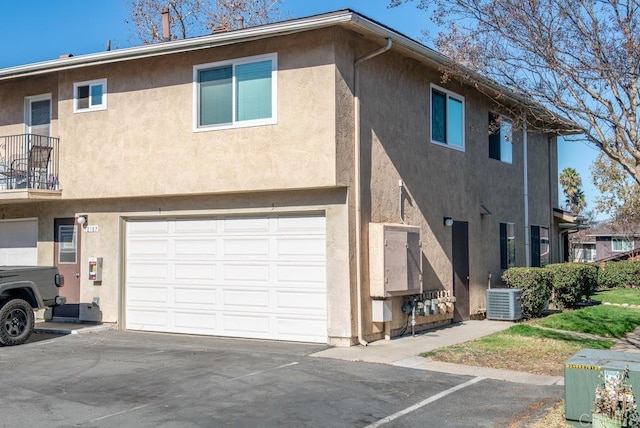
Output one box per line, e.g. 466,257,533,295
560,168,586,214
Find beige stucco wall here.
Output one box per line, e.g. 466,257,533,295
1,30,341,199
334,32,559,340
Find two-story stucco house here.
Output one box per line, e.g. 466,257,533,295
0,10,571,346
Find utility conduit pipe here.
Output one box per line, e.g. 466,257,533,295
354,38,392,346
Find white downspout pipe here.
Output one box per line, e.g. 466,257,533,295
548,136,556,263
354,38,392,346
523,118,530,266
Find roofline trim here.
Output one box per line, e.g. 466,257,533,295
0,10,356,81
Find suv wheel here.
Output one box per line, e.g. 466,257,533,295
0,299,35,346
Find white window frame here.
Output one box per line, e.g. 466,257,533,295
612,237,634,252
57,224,78,264
73,78,107,113
430,83,465,151
193,53,278,132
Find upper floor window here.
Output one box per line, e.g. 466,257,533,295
500,222,516,269
612,237,634,252
431,84,464,150
74,79,107,112
489,112,512,163
194,53,277,131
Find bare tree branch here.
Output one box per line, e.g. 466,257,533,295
126,0,285,44
391,0,640,185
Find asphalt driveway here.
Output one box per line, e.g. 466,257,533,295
1,331,562,427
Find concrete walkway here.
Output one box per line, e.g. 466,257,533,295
310,320,566,386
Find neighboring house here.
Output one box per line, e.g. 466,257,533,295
572,236,597,262
0,10,572,346
571,225,640,262
555,210,592,262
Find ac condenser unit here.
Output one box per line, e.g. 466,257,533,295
486,288,522,321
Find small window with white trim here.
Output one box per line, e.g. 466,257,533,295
74,79,107,112
612,237,634,252
431,84,465,150
194,53,277,131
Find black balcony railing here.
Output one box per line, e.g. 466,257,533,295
0,134,60,190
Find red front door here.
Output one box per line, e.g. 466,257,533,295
53,218,81,318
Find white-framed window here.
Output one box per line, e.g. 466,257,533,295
193,53,277,131
58,224,78,264
430,84,465,150
573,246,596,262
489,112,512,163
73,79,107,112
612,237,634,252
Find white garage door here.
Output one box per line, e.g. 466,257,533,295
0,218,38,266
125,215,327,343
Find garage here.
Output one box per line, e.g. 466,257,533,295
125,214,327,343
0,218,38,265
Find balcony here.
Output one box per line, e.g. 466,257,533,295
0,134,60,201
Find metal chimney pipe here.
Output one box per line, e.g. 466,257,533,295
236,15,244,29
161,7,171,41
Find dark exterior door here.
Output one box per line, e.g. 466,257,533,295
452,221,470,322
53,218,81,318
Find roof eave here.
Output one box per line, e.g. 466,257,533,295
0,10,356,81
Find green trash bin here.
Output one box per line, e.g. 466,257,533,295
565,349,640,424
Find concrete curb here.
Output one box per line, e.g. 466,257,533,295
405,358,565,386
34,323,115,335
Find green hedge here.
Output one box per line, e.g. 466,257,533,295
598,261,640,289
546,263,599,309
502,267,553,319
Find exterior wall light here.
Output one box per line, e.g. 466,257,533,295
77,215,88,227
444,217,454,227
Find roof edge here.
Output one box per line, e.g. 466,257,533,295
0,10,356,80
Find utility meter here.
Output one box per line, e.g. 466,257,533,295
88,257,103,281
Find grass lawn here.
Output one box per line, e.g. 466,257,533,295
423,305,640,377
533,305,640,338
592,287,640,305
421,324,613,377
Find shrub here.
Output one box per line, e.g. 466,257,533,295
598,261,640,289
502,267,553,319
546,263,599,309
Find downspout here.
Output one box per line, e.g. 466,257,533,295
548,136,555,263
354,38,392,346
523,118,530,266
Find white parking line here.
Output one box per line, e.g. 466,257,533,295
364,376,486,427
88,404,150,422
216,361,299,385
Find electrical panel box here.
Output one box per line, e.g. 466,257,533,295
88,257,103,281
565,349,640,423
486,288,522,320
372,299,393,322
369,223,422,298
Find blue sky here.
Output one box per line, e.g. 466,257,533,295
0,0,601,217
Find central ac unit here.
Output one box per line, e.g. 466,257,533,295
486,288,522,321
